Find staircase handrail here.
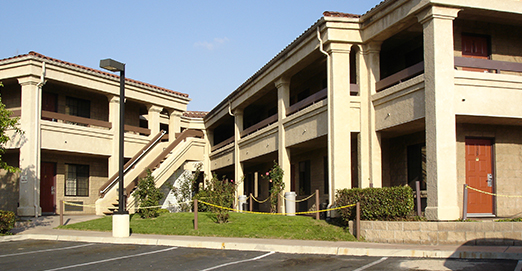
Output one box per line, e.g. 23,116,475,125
124,129,204,196
99,130,167,196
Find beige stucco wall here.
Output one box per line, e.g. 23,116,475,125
41,152,108,215
0,170,19,213
456,123,522,217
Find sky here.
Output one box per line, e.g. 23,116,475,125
1,0,382,112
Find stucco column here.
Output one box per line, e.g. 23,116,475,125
108,95,120,177
364,42,383,188
326,42,352,203
275,76,291,213
418,6,461,221
147,105,163,137
233,108,244,204
17,76,42,216
203,129,213,187
168,109,183,142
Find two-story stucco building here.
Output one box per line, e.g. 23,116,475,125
203,0,522,221
1,0,521,221
0,52,206,216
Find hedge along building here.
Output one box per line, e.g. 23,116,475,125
204,0,522,221
0,52,207,216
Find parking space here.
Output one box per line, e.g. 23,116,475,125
0,240,518,271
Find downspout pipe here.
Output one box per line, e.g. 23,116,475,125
34,62,47,218
317,26,334,215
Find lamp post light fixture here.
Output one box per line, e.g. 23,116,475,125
100,58,129,237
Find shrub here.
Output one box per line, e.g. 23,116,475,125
134,170,164,218
196,174,236,223
335,186,414,224
0,210,15,234
262,161,285,213
173,163,202,212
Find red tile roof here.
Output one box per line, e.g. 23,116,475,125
183,111,208,118
323,11,361,18
0,51,189,99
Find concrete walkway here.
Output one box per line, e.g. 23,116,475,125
3,215,522,260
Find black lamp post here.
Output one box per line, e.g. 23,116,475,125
100,58,128,215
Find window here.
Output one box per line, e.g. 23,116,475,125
299,160,311,195
66,96,90,118
65,164,89,196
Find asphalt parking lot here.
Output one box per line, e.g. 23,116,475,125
0,240,518,271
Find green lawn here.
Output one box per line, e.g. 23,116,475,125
59,212,356,241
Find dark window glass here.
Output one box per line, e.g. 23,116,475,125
65,164,89,196
299,160,311,195
66,97,90,118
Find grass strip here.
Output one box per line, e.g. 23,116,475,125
59,212,356,241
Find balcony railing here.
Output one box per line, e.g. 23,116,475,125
41,110,112,128
211,136,234,152
40,110,151,135
376,57,522,92
240,114,277,138
286,88,327,116
454,57,522,74
376,62,425,92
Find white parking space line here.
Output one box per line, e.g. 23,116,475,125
0,243,94,258
43,246,178,271
200,251,276,271
353,257,388,271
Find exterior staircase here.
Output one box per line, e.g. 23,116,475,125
96,129,205,215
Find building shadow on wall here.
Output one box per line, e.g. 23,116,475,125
0,170,19,213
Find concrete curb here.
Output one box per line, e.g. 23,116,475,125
2,233,522,260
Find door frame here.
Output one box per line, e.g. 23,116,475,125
465,137,496,217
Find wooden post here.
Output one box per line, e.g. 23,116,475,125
356,202,361,240
249,193,253,212
315,189,320,220
416,180,422,217
194,198,198,230
60,200,64,226
462,184,468,221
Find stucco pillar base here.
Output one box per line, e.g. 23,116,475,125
425,206,460,221
112,214,130,237
17,206,40,217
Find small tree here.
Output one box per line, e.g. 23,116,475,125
134,170,163,218
0,82,22,173
173,163,202,212
263,161,284,213
197,174,236,223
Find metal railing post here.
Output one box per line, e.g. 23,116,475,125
249,193,253,212
356,202,361,240
416,180,422,217
462,184,468,221
60,200,64,226
194,198,198,230
315,189,320,220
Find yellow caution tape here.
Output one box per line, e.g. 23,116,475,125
250,195,270,204
198,200,356,216
467,185,522,198
63,201,96,208
280,192,316,203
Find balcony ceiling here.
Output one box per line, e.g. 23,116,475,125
458,9,522,27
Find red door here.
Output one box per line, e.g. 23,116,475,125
40,162,56,213
465,138,494,214
462,34,489,72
